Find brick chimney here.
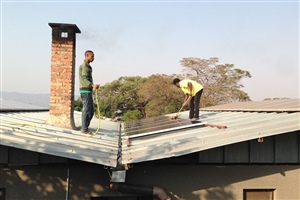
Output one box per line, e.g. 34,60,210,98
47,23,81,129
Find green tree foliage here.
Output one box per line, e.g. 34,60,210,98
76,57,252,119
98,97,112,118
138,74,183,117
98,76,148,119
122,110,142,121
74,98,83,111
180,57,252,106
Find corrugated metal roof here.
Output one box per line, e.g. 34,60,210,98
202,99,300,112
0,111,120,167
121,99,300,165
1,99,299,167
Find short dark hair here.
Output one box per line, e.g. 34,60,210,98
173,78,181,85
85,50,93,57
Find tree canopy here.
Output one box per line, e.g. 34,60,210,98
180,57,251,106
98,76,147,119
138,74,183,117
76,57,252,120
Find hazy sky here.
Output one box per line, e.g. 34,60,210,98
1,0,299,101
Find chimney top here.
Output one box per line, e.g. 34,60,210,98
48,22,81,33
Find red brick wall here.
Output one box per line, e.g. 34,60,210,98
47,27,77,129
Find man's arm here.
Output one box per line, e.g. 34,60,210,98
80,65,93,88
182,94,189,108
188,82,193,96
81,65,100,89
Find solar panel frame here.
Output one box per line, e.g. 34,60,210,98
123,116,204,138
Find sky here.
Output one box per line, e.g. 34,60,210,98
0,0,299,101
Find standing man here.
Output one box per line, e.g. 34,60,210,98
173,78,203,120
79,50,100,134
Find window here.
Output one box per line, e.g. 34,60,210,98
61,31,68,38
243,189,275,200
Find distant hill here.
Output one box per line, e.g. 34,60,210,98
1,91,50,107
1,92,81,108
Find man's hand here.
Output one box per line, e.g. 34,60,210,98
92,84,100,89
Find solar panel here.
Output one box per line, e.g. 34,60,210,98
123,116,203,136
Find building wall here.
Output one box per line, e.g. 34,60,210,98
1,163,299,200
1,131,299,199
126,163,300,200
0,163,112,200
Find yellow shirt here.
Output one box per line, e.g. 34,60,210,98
179,79,203,96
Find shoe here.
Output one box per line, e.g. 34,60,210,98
192,117,200,121
80,130,92,135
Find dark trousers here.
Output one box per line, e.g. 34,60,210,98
189,89,203,119
81,93,94,131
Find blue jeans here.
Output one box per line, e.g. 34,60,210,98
81,93,94,131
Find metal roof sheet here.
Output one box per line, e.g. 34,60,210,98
1,99,299,167
0,111,120,167
121,102,300,165
202,99,300,112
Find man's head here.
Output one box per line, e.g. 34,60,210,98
173,78,181,87
85,50,94,63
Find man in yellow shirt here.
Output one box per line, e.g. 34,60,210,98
173,78,203,120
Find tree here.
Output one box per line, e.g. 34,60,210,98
138,74,183,117
180,57,252,106
92,57,251,119
74,98,83,111
98,76,148,119
122,110,142,121
98,74,185,119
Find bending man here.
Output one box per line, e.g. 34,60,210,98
173,78,203,120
